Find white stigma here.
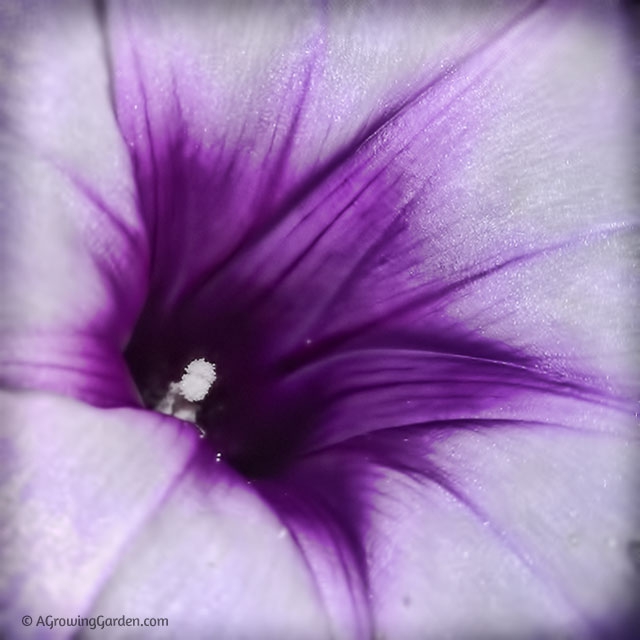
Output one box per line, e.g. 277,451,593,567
179,358,217,401
155,358,216,436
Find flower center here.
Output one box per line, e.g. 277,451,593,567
124,303,313,480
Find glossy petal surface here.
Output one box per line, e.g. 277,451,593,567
1,1,638,639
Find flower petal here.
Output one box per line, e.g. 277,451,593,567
0,390,332,639
1,1,637,638
363,417,639,637
1,1,147,405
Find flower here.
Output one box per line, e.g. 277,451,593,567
1,1,638,638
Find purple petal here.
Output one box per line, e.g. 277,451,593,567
0,391,332,638
1,0,638,638
0,1,147,406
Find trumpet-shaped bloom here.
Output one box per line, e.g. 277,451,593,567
1,1,638,638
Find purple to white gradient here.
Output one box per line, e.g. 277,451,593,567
1,1,638,638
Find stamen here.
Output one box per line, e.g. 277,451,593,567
155,358,216,438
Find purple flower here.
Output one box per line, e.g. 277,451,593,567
1,1,638,638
